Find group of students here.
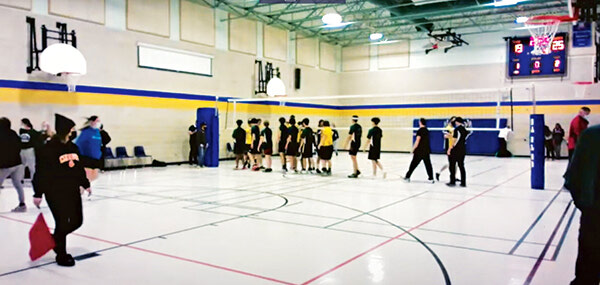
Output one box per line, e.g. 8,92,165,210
0,114,106,267
231,116,339,175
229,115,391,179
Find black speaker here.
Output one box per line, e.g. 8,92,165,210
294,68,301,89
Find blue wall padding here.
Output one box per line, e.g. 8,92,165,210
196,108,219,167
530,114,545,190
412,118,507,155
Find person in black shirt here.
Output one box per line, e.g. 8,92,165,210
20,118,42,180
403,118,434,183
277,117,288,172
249,118,262,171
285,116,299,173
33,113,91,267
300,118,315,173
99,124,111,170
198,123,208,167
259,120,273,172
232,120,246,169
364,117,386,178
447,117,468,187
188,125,198,165
344,115,362,178
0,118,26,212
552,123,565,159
315,120,324,173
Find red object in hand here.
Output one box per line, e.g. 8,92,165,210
29,213,55,261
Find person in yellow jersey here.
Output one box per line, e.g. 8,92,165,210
318,120,334,176
436,116,457,182
244,119,253,169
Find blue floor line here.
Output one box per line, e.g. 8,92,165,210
551,205,578,261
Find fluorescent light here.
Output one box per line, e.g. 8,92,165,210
369,33,384,41
322,13,342,25
321,22,353,29
515,16,529,23
493,0,523,7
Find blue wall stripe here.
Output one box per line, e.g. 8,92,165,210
1,79,598,110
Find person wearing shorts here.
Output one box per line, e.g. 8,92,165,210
232,120,246,169
285,116,299,173
299,118,315,173
250,118,262,171
277,117,288,172
75,116,103,182
365,117,385,178
344,115,362,178
318,121,334,175
259,120,273,172
245,119,253,168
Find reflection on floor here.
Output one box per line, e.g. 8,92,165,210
0,153,578,285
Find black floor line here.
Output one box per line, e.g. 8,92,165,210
551,206,577,261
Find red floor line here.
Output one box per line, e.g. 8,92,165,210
301,186,502,285
0,214,296,285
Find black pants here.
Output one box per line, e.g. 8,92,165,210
47,194,83,257
449,151,466,186
545,140,555,159
571,209,600,285
569,149,575,162
189,144,198,164
405,152,433,180
497,138,512,157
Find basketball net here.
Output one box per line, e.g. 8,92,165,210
574,82,592,98
525,17,561,56
60,72,81,93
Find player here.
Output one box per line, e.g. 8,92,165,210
299,118,315,173
232,120,246,170
259,120,273,172
403,118,434,183
318,121,334,175
344,115,362,178
364,117,386,178
285,116,299,173
447,117,468,187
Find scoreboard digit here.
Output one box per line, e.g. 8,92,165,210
507,33,567,78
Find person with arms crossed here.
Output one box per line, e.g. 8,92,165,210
447,117,468,187
364,117,386,178
344,115,362,178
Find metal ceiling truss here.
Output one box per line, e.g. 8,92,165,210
191,0,574,46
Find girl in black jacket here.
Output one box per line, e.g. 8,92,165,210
33,114,91,267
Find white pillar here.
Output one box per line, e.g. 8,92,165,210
256,22,264,59
32,0,48,15
215,9,229,51
169,0,180,41
105,0,126,30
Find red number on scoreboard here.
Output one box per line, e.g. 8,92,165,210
552,39,565,51
534,61,541,69
515,43,524,54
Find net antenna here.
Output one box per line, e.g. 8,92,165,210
39,43,87,92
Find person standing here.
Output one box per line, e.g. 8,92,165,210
364,117,386,178
447,117,468,187
250,119,262,171
188,125,198,165
544,125,555,160
277,117,288,172
553,123,565,159
568,107,591,161
99,124,111,170
315,120,324,174
197,123,208,167
285,116,299,173
496,125,513,158
232,120,246,170
40,121,55,143
403,118,434,183
19,118,42,181
344,116,362,178
76,116,103,182
0,118,26,212
299,118,315,173
332,123,340,156
259,120,273,172
33,114,91,267
436,117,456,181
245,119,253,169
318,121,334,175
563,124,600,285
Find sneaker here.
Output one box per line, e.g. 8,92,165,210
316,169,322,174
402,176,410,182
356,170,361,176
460,184,467,188
56,254,75,267
327,169,332,176
446,183,456,187
259,166,266,170
428,179,435,184
348,173,359,178
264,168,273,173
435,173,440,181
11,205,27,213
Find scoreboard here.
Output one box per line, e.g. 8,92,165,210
507,33,568,78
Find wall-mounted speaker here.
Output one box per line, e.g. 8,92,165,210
294,68,301,89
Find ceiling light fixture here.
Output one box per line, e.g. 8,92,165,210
493,0,524,7
515,16,529,23
322,13,342,25
369,32,384,41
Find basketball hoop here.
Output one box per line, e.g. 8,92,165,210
525,16,563,55
39,43,87,92
573,81,593,98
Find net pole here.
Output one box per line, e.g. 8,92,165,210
531,83,537,114
510,87,514,130
233,101,237,127
496,91,501,129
